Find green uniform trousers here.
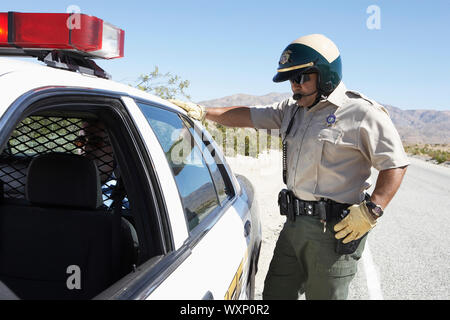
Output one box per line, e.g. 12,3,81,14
263,215,367,300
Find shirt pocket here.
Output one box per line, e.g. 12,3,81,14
316,126,361,182
318,127,343,144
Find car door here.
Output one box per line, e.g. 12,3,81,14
126,98,250,299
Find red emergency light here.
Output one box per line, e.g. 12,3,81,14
0,12,124,59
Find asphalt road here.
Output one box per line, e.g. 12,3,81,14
228,154,450,300
348,157,450,300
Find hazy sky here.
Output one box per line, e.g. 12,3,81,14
5,0,450,110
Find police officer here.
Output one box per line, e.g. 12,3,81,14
170,34,409,300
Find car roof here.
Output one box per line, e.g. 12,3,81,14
0,57,183,116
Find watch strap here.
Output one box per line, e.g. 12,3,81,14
365,200,384,218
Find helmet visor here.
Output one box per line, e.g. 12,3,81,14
290,73,311,85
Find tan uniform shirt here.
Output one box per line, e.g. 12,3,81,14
249,82,410,204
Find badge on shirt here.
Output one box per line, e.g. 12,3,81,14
326,114,337,127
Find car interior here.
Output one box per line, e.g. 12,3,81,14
0,99,167,299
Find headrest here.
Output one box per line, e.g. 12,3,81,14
26,153,103,209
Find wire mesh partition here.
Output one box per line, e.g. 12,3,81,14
0,116,125,207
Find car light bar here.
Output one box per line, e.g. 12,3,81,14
0,12,124,59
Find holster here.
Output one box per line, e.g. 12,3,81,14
278,189,295,221
334,208,367,255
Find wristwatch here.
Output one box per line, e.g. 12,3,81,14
365,200,384,218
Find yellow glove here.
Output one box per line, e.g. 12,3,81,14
334,202,377,244
168,99,206,121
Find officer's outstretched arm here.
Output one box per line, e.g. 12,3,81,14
169,99,254,128
206,106,253,128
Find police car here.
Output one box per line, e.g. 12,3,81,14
0,12,261,300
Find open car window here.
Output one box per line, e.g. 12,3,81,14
0,94,167,300
0,116,124,207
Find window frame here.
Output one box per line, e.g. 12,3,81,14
0,88,173,260
134,101,238,239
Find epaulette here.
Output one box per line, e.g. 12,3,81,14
345,90,390,117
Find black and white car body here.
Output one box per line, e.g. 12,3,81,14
0,12,261,300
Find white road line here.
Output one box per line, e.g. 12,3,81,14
362,241,384,300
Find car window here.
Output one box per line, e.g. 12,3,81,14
137,103,220,231
0,116,121,206
0,97,170,299
180,117,232,205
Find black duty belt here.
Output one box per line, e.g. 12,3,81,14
278,189,351,222
293,197,350,218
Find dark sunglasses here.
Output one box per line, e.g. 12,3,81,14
290,73,312,85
